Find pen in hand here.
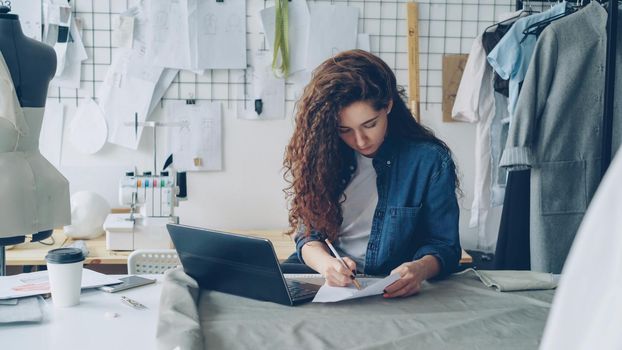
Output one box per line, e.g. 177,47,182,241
325,239,362,290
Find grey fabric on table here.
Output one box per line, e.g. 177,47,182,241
0,296,43,323
156,268,204,350
157,268,554,350
459,268,558,292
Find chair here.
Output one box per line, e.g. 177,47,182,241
127,249,181,275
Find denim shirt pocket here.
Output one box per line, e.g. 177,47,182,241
386,205,423,256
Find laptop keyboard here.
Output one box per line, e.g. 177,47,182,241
286,280,318,299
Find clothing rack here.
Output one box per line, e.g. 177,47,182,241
515,0,617,175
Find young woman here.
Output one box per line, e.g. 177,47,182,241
283,50,461,298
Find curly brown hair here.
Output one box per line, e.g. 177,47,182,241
283,49,456,240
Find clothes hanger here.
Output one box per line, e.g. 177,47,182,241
521,1,579,38
482,1,537,33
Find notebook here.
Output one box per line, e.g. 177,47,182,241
166,224,321,306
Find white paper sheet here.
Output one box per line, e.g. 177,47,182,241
260,0,310,74
50,16,88,89
98,5,169,150
0,269,121,300
98,49,161,149
196,0,247,69
357,33,371,52
39,100,64,167
10,0,43,41
145,0,193,69
306,4,359,70
112,13,135,48
69,97,108,154
148,68,179,115
312,273,400,303
146,0,246,70
167,101,222,171
239,51,285,120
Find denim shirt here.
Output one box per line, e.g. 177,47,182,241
295,136,462,277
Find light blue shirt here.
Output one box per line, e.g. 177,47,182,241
487,2,567,119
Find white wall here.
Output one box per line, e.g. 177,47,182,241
47,0,519,251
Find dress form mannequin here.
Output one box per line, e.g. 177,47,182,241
0,6,71,275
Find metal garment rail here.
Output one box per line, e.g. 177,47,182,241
602,0,617,175
516,0,618,176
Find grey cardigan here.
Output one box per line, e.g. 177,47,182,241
500,2,621,273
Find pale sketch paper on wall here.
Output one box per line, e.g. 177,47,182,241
98,5,170,150
98,48,162,150
146,0,246,70
306,4,359,71
44,1,72,77
10,0,43,41
112,10,135,49
145,0,192,69
196,0,246,69
239,51,285,120
260,0,310,74
39,100,64,167
357,33,371,52
50,16,88,89
149,68,179,115
68,97,107,155
167,101,222,172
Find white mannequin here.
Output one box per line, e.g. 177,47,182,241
0,6,70,274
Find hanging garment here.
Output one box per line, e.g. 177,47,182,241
451,35,501,251
487,2,567,119
493,169,530,270
499,2,618,273
540,145,622,350
483,24,511,97
453,31,511,250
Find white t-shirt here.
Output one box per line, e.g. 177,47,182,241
336,153,377,271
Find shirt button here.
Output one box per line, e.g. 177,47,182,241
349,166,354,170
386,160,391,165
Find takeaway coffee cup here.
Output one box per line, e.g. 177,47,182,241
45,248,85,307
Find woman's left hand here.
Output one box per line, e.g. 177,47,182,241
382,260,428,298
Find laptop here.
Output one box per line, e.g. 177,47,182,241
166,224,321,306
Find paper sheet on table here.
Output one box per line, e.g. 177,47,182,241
312,273,400,303
260,0,310,74
146,0,246,70
239,51,285,120
167,101,222,171
39,100,64,167
10,0,43,41
0,269,121,300
51,16,88,89
306,4,358,70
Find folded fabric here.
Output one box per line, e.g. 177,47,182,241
460,268,559,292
0,296,43,323
156,267,203,350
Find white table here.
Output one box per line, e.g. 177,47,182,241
0,275,162,350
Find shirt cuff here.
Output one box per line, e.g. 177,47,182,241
500,146,533,168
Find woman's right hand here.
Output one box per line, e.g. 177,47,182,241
320,257,357,287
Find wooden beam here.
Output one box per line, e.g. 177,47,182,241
407,2,421,122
